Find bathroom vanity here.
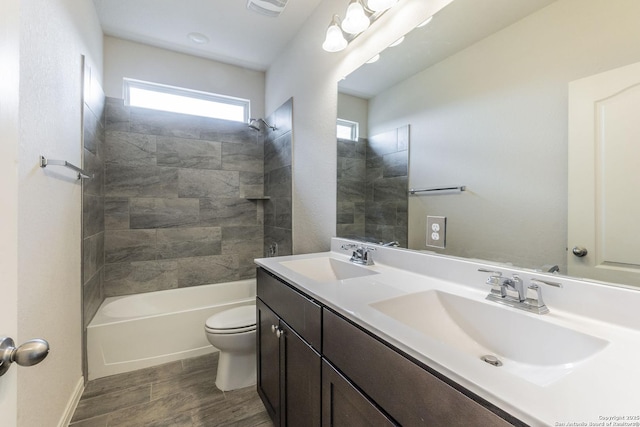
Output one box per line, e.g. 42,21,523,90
256,238,640,426
256,267,515,426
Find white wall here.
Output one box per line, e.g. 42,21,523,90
366,0,640,270
17,0,103,425
104,36,265,118
266,0,453,254
337,93,368,138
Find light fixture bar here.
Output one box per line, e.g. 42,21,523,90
341,0,370,35
322,15,348,52
322,0,400,53
365,0,397,13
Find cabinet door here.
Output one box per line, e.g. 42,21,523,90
281,321,321,427
323,309,517,426
322,360,396,427
257,299,281,425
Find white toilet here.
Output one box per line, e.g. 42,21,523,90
204,303,257,391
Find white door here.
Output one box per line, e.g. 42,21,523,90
0,1,20,417
568,61,640,286
0,97,19,424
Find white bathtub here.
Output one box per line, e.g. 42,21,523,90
87,279,256,380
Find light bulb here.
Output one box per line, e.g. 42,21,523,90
322,18,348,52
366,0,397,13
366,54,380,64
341,0,370,35
389,36,404,47
416,16,433,28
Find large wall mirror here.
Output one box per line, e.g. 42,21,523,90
337,0,640,289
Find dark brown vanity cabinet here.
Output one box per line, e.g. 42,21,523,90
257,267,519,427
322,359,395,427
323,309,516,427
256,268,322,427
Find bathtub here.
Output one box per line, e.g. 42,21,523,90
87,279,256,380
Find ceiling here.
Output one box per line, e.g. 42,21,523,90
92,0,323,71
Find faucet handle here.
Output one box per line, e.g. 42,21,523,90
530,278,563,288
477,268,502,276
526,278,561,314
478,269,503,283
361,246,375,265
479,269,506,297
527,283,547,310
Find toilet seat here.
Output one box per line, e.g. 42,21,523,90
205,304,256,335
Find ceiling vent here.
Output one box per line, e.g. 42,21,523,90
246,0,288,17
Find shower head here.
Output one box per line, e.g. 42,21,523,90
248,118,277,132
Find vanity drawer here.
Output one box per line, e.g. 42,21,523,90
257,267,322,351
323,309,516,426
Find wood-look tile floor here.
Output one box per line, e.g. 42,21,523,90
69,353,272,427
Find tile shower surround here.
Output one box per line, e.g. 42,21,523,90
82,63,106,338
102,97,269,297
263,98,293,257
337,125,409,246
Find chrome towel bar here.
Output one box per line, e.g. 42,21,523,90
409,185,466,195
39,155,93,180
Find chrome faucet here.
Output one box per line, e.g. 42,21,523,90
379,241,400,247
479,269,563,314
341,244,376,266
504,275,526,302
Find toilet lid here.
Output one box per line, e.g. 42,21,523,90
205,304,256,331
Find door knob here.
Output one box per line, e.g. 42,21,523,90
0,337,50,377
572,246,588,257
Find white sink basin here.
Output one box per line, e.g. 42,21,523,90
280,257,379,283
370,290,609,386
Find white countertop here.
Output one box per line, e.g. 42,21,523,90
255,238,640,427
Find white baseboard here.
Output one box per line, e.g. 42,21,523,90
58,376,84,427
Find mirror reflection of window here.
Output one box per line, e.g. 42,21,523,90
337,118,359,141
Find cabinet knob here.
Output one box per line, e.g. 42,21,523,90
271,324,277,334
275,328,283,339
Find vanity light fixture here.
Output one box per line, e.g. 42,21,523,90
389,35,405,47
366,0,398,13
322,0,400,52
366,54,380,63
323,15,349,52
341,0,370,34
416,16,433,28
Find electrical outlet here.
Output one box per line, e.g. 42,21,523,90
268,242,278,257
426,216,446,249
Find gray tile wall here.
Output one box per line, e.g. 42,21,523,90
103,97,264,296
82,60,106,380
263,98,293,256
82,64,106,331
336,137,367,238
337,125,409,247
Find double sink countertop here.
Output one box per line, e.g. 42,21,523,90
255,238,640,426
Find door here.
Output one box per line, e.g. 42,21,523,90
0,181,19,423
256,299,281,425
0,2,20,416
568,61,640,285
322,360,395,427
281,322,321,426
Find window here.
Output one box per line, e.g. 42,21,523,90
337,118,359,141
123,78,250,123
